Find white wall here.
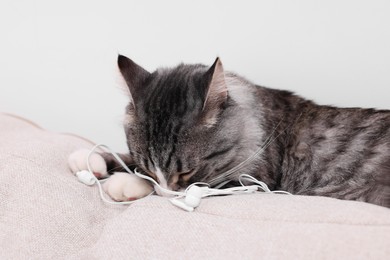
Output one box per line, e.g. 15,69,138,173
1,0,389,152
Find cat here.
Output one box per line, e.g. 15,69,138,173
69,55,390,208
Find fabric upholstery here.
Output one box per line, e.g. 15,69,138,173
1,113,389,259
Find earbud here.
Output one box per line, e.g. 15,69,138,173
170,199,195,212
76,170,96,186
184,185,203,207
170,185,204,212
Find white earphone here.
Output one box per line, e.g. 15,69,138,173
170,186,203,212
74,144,292,211
76,170,96,186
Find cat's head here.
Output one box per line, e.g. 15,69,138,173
118,55,242,192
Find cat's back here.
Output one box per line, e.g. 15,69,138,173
282,101,390,206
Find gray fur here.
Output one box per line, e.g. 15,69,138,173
110,55,390,208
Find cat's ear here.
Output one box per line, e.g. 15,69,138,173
117,54,150,105
200,57,228,127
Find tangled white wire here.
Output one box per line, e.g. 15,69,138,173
76,144,292,211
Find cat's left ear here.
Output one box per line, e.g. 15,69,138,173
200,57,228,126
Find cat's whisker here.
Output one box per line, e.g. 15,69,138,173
207,114,302,187
130,151,145,158
207,135,278,186
208,135,278,186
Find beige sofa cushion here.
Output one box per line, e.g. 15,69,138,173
1,113,389,259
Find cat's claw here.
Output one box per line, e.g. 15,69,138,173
102,172,154,201
68,149,108,179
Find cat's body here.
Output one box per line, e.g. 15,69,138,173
255,88,390,205
69,56,390,208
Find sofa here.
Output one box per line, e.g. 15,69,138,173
1,113,389,259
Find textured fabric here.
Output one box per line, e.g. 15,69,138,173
0,113,389,260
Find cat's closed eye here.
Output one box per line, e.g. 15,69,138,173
178,170,195,182
169,170,196,190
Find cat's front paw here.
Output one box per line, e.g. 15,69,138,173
68,149,108,179
103,172,153,201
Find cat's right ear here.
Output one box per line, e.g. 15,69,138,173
117,54,150,106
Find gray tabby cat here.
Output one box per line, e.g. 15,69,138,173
69,55,390,208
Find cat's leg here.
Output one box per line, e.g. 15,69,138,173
68,149,134,178
68,149,153,201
